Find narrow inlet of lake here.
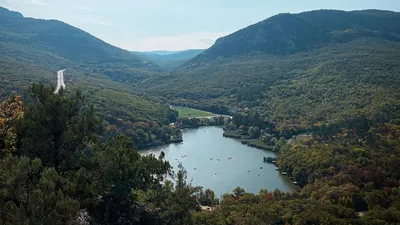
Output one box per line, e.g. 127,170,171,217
140,126,295,197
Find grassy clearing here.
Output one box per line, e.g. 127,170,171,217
174,107,215,118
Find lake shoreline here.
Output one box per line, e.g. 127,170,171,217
140,126,295,196
223,131,274,151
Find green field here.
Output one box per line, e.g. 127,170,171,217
174,107,215,118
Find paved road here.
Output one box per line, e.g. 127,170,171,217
54,69,66,94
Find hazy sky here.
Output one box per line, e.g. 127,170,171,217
1,0,400,51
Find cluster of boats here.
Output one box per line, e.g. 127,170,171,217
209,157,233,160
179,155,233,161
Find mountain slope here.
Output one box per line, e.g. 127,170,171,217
190,9,400,63
0,7,178,148
0,7,160,72
137,9,400,131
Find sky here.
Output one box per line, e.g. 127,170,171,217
1,0,400,51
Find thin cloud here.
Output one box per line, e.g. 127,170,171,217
30,0,48,6
76,6,93,12
80,14,115,26
199,38,216,45
111,32,230,51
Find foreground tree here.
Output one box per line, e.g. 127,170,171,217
18,84,103,170
0,156,79,225
0,84,198,225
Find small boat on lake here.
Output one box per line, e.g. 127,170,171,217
281,172,288,175
263,157,277,163
275,168,279,170
227,157,233,160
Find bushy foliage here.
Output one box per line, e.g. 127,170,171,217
0,85,199,224
192,122,400,224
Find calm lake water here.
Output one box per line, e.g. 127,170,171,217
140,126,294,197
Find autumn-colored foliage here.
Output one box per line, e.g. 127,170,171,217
0,95,23,153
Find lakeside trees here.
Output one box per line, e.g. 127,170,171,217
0,85,200,224
2,84,400,224
192,121,400,224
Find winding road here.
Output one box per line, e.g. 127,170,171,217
54,69,66,94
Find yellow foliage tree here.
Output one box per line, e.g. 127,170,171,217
0,95,24,153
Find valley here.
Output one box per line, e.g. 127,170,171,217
1,5,400,225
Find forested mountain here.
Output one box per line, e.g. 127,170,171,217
138,9,400,132
0,6,162,85
0,7,178,149
134,49,204,70
0,7,154,69
190,9,400,62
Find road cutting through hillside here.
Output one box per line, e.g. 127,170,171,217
54,69,66,94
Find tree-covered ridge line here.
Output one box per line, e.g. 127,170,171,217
133,49,204,70
0,5,165,105
189,9,400,62
0,6,151,68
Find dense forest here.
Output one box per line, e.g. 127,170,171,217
139,38,400,133
0,85,213,224
1,86,400,224
192,120,400,225
0,7,182,149
138,10,400,135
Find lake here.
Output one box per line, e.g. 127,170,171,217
140,126,295,197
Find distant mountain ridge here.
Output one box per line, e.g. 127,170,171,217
134,49,204,69
190,9,400,63
143,50,181,55
0,6,23,18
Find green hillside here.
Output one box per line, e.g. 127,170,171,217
191,9,400,61
138,10,400,132
0,7,161,78
0,7,178,148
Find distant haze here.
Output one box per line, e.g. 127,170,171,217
1,0,400,51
